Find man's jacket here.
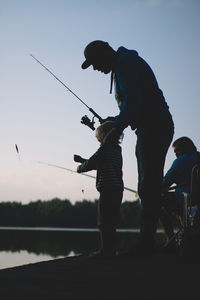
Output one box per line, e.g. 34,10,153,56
112,47,173,133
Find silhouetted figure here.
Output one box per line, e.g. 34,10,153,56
74,121,124,258
160,137,200,251
81,40,174,255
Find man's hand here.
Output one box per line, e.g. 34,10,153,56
74,155,86,163
99,116,116,124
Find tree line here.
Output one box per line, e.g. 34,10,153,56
0,198,141,228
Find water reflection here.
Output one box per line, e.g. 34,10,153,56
0,250,67,269
0,229,101,258
0,228,165,269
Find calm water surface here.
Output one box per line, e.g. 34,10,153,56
0,227,164,270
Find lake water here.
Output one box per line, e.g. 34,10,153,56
0,227,164,270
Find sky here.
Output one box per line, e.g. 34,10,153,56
0,0,200,204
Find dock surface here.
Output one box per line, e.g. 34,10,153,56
0,253,198,299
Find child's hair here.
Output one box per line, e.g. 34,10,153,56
95,121,123,144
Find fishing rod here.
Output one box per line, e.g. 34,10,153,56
36,161,137,194
36,161,96,179
30,54,103,131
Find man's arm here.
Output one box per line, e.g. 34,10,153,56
163,158,182,189
113,56,143,131
99,116,117,124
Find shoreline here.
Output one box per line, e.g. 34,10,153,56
0,226,165,233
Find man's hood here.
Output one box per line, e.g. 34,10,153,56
117,46,138,57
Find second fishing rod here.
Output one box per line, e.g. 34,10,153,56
30,54,103,131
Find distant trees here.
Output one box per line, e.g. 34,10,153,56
0,198,140,228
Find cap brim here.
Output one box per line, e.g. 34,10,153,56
81,60,91,69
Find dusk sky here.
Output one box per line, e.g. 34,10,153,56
1,0,199,204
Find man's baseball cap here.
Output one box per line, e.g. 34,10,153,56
81,40,109,69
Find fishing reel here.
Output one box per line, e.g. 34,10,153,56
81,115,95,131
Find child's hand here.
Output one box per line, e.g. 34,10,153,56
74,154,86,163
77,165,81,173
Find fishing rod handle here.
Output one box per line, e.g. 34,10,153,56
89,108,103,122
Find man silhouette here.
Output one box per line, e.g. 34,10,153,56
81,40,174,255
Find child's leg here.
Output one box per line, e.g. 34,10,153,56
98,189,123,254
